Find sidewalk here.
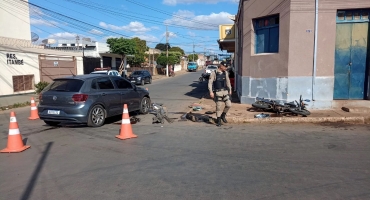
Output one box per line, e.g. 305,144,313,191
0,93,38,110
187,93,370,124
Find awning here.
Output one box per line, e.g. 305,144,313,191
217,39,235,53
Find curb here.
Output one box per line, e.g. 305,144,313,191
188,96,370,124
229,116,368,124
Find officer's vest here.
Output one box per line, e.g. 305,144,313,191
213,71,227,90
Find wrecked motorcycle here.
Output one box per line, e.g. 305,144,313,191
252,95,311,116
149,103,174,124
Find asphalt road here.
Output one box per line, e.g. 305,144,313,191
1,72,370,200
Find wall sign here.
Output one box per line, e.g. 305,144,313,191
6,53,24,65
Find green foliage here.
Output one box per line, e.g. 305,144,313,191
156,55,179,66
106,37,136,56
155,43,171,51
35,81,50,94
169,46,185,55
127,37,147,67
188,54,198,61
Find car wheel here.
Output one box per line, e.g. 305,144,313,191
149,78,152,84
141,79,145,86
87,105,106,127
44,120,60,126
139,97,151,114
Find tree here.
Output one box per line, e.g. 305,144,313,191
169,46,185,55
155,43,171,51
106,37,136,71
188,54,198,61
156,55,179,66
127,37,147,67
107,37,136,56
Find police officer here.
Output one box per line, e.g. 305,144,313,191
208,61,232,127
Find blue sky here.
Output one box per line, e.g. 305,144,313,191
26,0,238,54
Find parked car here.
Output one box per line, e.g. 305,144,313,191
90,68,121,77
38,74,151,127
187,62,198,72
129,70,152,85
204,65,218,74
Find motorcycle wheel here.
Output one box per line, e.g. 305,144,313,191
289,108,311,116
252,101,271,110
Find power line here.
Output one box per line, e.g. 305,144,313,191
125,0,220,27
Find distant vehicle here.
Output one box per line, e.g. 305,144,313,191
205,61,212,66
129,70,152,85
187,62,198,72
90,68,121,77
38,74,151,127
204,65,218,74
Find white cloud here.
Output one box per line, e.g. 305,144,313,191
188,31,196,37
48,32,77,39
163,0,238,6
164,10,233,30
162,31,177,38
132,35,159,43
30,18,58,27
89,29,104,35
99,21,151,34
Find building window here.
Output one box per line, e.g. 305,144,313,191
62,44,67,46
254,15,279,54
71,44,75,46
337,10,370,22
12,75,34,92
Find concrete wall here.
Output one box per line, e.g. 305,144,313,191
237,0,370,109
0,0,31,41
0,45,84,96
0,50,40,96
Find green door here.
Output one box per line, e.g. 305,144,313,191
334,11,369,100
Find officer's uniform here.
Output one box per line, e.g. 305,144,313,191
208,69,232,126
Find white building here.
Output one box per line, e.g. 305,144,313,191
0,0,83,96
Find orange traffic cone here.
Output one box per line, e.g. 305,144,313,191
116,104,138,140
1,112,30,153
28,97,39,120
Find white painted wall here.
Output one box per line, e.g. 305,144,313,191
0,0,31,41
174,64,181,72
0,50,40,95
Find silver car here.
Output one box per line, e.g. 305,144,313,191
38,74,151,127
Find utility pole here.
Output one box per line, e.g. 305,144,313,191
192,41,195,62
166,25,169,77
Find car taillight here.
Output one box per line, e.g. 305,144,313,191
72,94,88,102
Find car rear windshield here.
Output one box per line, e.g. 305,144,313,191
188,62,196,65
47,79,84,92
207,66,217,69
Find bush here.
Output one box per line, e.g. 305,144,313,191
35,81,50,94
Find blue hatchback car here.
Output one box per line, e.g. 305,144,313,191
38,74,151,127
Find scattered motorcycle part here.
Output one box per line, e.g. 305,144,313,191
254,113,270,118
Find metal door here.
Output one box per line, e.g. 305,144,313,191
334,23,369,99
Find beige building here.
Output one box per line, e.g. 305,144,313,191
223,0,370,109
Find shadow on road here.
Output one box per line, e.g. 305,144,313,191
184,82,208,99
20,142,53,200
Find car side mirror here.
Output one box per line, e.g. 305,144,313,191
133,85,137,91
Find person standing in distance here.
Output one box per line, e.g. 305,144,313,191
208,61,232,127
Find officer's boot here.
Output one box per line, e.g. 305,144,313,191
221,112,228,123
216,117,222,127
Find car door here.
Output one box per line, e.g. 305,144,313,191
96,77,121,116
111,77,140,111
145,71,151,82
